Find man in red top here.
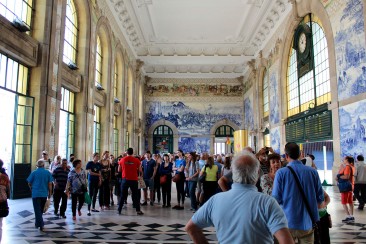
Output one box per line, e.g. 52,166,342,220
117,148,143,215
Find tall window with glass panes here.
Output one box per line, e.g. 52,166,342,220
113,116,119,157
93,105,101,153
58,88,75,159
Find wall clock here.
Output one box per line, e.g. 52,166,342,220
293,24,313,78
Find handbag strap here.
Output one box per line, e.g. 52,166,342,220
287,166,316,225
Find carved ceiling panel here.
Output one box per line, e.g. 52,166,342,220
105,0,292,78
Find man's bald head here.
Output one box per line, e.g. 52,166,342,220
232,152,260,185
243,146,254,154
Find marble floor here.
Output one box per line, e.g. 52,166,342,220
2,186,366,243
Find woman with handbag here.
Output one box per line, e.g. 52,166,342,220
66,159,88,221
337,156,355,223
199,156,218,204
185,152,200,212
160,154,173,208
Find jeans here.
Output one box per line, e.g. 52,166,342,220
118,179,140,212
53,189,67,215
88,181,99,210
188,181,197,210
71,193,85,217
32,197,47,228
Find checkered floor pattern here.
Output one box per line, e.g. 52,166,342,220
3,186,366,243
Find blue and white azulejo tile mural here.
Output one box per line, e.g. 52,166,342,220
146,101,242,135
339,100,366,158
244,97,254,131
334,0,366,100
270,127,281,154
178,137,210,153
269,72,280,125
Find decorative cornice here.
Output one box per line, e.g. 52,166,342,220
97,0,136,62
145,96,244,103
147,77,242,85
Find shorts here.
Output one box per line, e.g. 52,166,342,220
197,181,203,192
144,178,154,190
341,191,353,204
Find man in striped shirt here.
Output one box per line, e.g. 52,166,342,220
52,158,70,218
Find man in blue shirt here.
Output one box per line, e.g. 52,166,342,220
86,153,101,215
185,152,293,244
272,142,324,243
173,150,186,210
27,159,53,231
141,151,157,206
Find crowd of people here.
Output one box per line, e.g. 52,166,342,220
0,142,364,243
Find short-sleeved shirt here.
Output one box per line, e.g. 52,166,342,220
175,158,186,173
86,161,101,183
27,168,53,198
202,165,218,181
188,161,200,181
272,161,324,231
119,156,141,181
142,159,156,179
192,183,288,244
339,164,355,185
52,167,70,191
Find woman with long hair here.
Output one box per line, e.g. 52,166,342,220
66,159,87,220
160,154,173,207
99,151,111,210
200,156,218,204
186,152,200,212
222,156,232,177
260,153,281,196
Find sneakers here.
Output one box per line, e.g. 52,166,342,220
150,201,154,206
137,211,144,215
141,202,147,206
172,205,180,209
342,217,355,223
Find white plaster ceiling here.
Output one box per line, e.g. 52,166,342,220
106,0,292,79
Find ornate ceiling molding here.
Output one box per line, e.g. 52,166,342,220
147,77,242,85
145,96,244,103
103,0,292,78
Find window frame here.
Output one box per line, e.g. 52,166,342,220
63,0,78,65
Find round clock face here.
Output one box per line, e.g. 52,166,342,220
298,32,307,53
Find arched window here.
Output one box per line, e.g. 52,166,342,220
263,69,269,118
214,125,234,155
153,125,173,153
95,36,102,87
215,125,234,137
63,0,78,65
0,0,33,30
286,14,331,117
